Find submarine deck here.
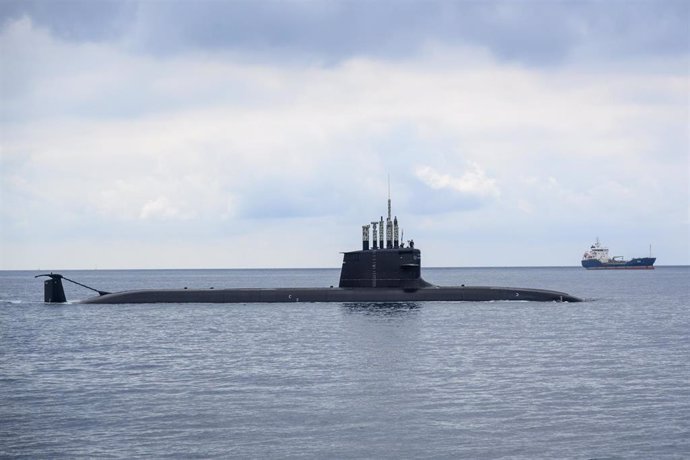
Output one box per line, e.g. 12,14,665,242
80,286,582,304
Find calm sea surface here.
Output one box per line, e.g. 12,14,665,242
1,267,689,458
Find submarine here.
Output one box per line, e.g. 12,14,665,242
37,195,582,304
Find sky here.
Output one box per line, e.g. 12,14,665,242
0,0,688,269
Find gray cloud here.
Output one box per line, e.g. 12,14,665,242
0,0,136,41
2,0,687,65
1,0,687,268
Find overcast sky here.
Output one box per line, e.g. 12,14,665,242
1,0,688,269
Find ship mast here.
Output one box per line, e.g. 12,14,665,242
387,175,391,223
386,176,392,248
361,178,402,250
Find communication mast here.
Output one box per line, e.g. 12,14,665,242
361,178,401,251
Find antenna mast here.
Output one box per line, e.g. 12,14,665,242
387,175,391,221
385,176,393,248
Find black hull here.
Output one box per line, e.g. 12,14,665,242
80,286,581,304
581,257,655,270
39,196,583,304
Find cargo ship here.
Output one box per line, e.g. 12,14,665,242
581,238,655,270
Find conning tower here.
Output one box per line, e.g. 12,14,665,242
339,192,431,289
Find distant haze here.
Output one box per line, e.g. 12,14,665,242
1,0,688,269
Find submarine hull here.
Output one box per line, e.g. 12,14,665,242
41,194,583,304
80,286,581,304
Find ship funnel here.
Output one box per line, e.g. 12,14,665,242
362,224,370,250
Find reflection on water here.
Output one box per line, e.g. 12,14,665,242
341,302,420,316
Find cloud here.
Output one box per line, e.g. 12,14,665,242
0,8,687,268
2,0,687,65
415,163,500,198
0,0,135,42
139,196,181,220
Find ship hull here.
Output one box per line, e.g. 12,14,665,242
38,191,584,304
80,285,582,304
581,257,656,270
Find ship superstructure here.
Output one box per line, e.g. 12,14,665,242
581,238,655,270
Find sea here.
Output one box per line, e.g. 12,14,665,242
1,266,688,459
